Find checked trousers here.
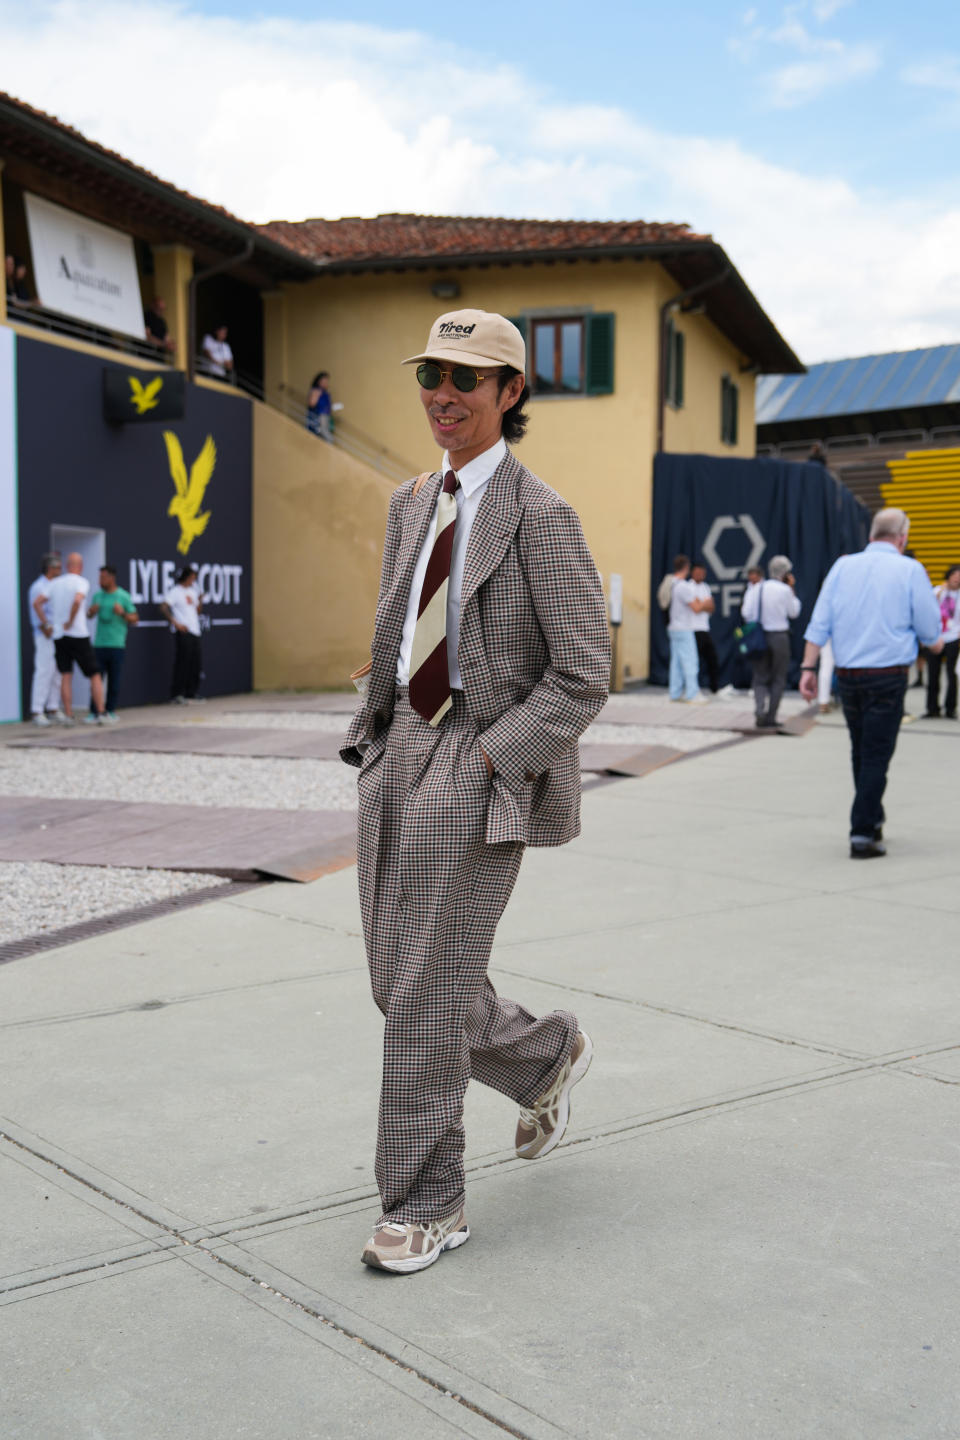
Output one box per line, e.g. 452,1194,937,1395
356,690,578,1225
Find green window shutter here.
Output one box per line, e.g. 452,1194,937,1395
585,312,615,395
674,329,685,408
730,380,739,445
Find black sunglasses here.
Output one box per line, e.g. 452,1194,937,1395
416,362,492,394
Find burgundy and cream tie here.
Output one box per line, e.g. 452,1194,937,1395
409,470,459,726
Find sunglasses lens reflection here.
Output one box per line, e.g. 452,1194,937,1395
415,363,480,393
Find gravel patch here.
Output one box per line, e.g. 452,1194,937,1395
0,861,229,946
0,750,358,812
583,722,740,751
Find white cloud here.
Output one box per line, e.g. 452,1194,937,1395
731,2,880,107
0,0,956,363
902,56,960,96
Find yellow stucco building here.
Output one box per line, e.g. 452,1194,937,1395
256,214,802,684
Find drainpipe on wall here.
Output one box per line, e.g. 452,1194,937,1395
656,264,732,453
187,238,255,383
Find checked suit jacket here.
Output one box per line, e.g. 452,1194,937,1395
341,447,611,847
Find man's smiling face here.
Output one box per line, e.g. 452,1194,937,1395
419,364,524,469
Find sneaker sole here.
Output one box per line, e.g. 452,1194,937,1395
361,1225,470,1274
517,1030,594,1161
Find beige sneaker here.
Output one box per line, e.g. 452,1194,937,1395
360,1205,469,1274
515,1030,593,1160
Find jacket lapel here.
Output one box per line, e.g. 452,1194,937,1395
367,472,441,719
461,451,522,609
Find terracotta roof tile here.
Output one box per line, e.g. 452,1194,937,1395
255,213,712,264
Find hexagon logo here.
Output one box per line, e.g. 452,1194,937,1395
701,514,765,581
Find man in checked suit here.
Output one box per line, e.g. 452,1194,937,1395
341,309,610,1273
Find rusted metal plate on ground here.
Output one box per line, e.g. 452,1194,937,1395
0,797,357,882
579,743,685,776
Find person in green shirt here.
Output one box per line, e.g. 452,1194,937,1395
86,565,138,721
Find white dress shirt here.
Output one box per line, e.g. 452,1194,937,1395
397,436,506,687
741,578,801,632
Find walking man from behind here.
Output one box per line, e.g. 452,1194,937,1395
27,552,63,725
799,508,941,858
47,553,107,724
341,309,610,1274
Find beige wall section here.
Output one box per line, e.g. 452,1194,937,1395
253,400,394,689
263,257,760,684
267,259,667,683
151,245,193,371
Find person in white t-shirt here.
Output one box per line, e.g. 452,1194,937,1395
160,565,204,702
689,561,718,693
46,553,107,723
666,554,710,703
741,554,801,728
923,564,960,718
27,552,64,724
200,324,234,380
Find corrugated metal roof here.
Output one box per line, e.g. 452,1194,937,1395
756,345,960,424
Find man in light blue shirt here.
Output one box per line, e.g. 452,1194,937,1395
799,507,942,858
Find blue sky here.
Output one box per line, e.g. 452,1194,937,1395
2,1,959,361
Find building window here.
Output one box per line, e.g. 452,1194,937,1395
665,315,685,409
510,313,615,396
721,374,739,445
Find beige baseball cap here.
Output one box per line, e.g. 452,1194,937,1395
402,309,526,371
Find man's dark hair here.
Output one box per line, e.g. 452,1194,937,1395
497,367,529,445
945,565,960,581
673,554,691,572
100,564,117,577
41,552,60,572
312,371,329,386
691,559,707,572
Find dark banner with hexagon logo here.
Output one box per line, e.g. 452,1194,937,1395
649,453,869,689
17,335,251,712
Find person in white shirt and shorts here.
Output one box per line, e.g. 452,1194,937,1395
160,565,204,703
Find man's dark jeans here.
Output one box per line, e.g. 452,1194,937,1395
90,646,125,713
836,670,907,840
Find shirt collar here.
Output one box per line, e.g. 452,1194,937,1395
442,436,506,498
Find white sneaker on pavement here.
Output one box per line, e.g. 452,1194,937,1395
31,713,51,727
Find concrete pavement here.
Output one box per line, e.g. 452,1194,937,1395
3,705,960,1439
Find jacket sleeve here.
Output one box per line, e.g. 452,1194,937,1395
478,503,611,784
340,490,403,767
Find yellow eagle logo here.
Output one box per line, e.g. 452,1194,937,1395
163,431,216,555
129,375,163,414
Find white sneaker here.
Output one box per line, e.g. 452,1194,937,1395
59,714,76,726
83,713,100,725
53,711,71,725
103,712,119,724
685,693,710,705
361,1205,470,1274
31,713,51,727
516,1030,593,1160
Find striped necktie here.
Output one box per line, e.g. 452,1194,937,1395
409,470,459,726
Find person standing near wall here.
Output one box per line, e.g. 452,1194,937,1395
161,565,203,703
87,565,138,721
689,560,719,694
665,555,709,704
47,553,107,725
741,555,800,728
923,565,960,720
307,371,333,440
340,309,610,1274
27,552,63,726
799,508,941,858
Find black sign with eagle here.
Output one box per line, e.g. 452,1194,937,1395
103,366,186,423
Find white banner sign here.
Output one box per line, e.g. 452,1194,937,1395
24,193,145,339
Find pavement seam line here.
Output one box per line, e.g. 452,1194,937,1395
0,1128,540,1440
491,964,868,1060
